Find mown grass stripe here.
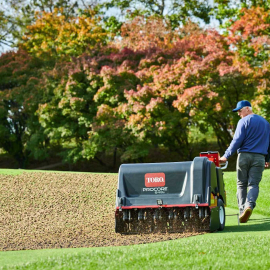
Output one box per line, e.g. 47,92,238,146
0,169,118,175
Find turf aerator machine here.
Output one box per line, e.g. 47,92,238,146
115,152,227,234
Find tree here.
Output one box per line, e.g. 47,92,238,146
21,8,109,63
101,0,213,31
170,31,255,150
227,7,270,66
226,7,270,120
0,1,16,50
35,55,102,164
92,18,258,160
0,3,113,168
0,0,100,52
2,7,267,168
213,0,270,27
0,49,47,167
35,46,141,167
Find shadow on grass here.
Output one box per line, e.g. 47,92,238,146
224,217,270,232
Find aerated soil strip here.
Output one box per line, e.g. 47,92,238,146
0,172,203,251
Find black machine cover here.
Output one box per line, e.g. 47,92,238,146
116,157,225,208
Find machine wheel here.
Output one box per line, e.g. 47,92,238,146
217,199,225,231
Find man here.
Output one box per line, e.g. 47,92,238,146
220,100,270,223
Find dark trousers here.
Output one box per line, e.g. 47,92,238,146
236,153,265,213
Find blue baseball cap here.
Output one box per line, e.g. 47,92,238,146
232,100,251,112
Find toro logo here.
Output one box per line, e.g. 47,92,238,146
145,173,165,187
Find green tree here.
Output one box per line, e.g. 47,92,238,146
102,0,213,31
0,0,100,51
36,57,101,164
0,49,47,167
21,8,109,63
0,5,110,168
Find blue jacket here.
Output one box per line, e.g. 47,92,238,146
224,114,270,161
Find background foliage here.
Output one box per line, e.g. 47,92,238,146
1,1,270,170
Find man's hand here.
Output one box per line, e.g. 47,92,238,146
265,162,269,168
219,156,227,163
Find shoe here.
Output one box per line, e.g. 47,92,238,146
239,207,252,223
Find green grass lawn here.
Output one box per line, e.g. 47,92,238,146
0,169,270,270
225,169,270,217
0,169,24,175
0,169,117,175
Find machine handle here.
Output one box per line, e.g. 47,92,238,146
220,161,228,170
